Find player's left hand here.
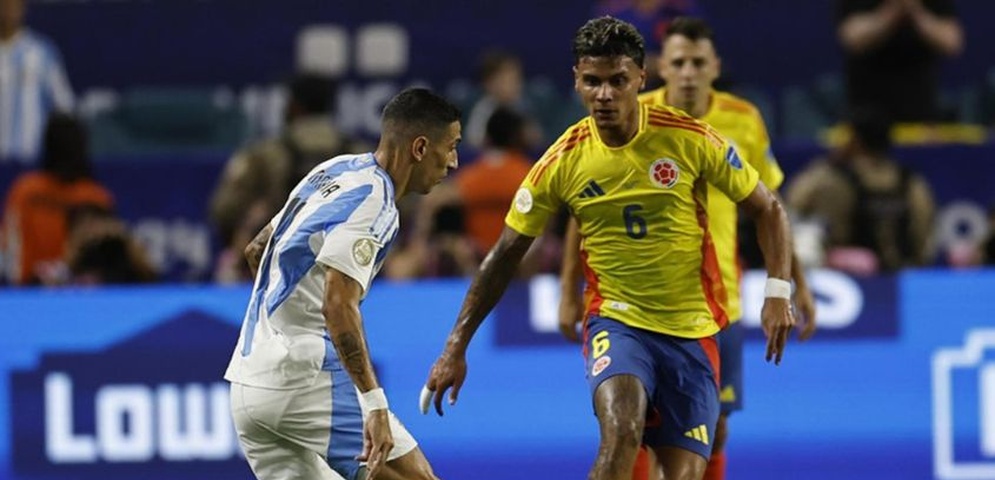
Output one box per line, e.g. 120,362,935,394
761,297,795,365
793,284,817,341
557,295,584,343
421,349,467,416
356,409,393,479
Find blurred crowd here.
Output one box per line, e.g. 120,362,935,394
1,0,994,288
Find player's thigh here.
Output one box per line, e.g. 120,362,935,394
584,316,656,402
652,445,707,480
642,334,720,461
717,320,745,415
245,436,345,480
230,383,344,480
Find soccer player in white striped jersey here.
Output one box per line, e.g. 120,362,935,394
225,88,460,480
0,0,75,161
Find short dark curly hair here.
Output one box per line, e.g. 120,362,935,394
572,16,645,68
665,17,715,42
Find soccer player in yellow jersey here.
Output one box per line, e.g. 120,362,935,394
558,17,818,480
423,16,796,480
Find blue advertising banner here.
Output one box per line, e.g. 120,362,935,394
0,270,992,479
495,269,899,347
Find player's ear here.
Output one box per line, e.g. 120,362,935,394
411,135,429,163
639,66,647,90
572,65,581,93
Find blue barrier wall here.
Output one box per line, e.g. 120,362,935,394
1,269,993,479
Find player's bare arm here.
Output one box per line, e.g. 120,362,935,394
738,181,796,364
323,268,393,478
243,224,273,276
558,218,584,343
790,249,817,341
423,226,535,415
769,189,817,341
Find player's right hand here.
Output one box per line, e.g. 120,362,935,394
356,409,393,479
557,295,584,343
760,297,795,365
421,350,467,416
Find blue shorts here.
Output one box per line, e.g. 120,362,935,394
717,321,744,415
584,316,720,460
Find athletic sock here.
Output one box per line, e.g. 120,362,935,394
703,451,726,480
631,446,651,480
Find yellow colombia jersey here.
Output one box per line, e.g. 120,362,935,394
506,104,759,338
639,88,784,322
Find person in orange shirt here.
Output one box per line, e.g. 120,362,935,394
456,107,534,254
2,113,114,285
396,106,535,279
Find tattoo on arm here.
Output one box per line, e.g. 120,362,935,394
448,231,534,352
334,331,372,379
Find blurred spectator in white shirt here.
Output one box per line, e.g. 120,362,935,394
0,0,75,162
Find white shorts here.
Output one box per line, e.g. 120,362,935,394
229,370,417,480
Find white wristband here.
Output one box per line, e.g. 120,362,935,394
764,278,792,299
361,388,389,411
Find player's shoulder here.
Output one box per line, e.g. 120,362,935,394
638,88,664,106
712,91,762,118
544,118,594,158
645,104,724,147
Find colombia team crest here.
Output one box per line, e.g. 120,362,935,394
649,158,680,188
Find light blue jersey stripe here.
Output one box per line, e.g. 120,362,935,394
323,338,364,479
241,154,375,356
265,184,372,315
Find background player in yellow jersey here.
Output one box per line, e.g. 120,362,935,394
558,17,818,480
422,16,796,480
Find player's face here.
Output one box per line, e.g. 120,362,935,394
574,55,646,133
412,121,461,194
658,35,720,113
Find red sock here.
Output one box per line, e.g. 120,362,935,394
703,451,726,480
631,446,651,480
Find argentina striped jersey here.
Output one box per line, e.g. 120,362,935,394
225,153,399,389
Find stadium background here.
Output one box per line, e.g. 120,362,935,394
1,0,994,479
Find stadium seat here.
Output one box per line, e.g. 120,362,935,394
88,87,249,157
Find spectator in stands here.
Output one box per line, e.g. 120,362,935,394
2,113,113,285
787,108,936,274
388,107,556,279
837,0,963,122
64,204,157,285
463,50,541,150
208,73,367,283
456,107,534,254
0,0,75,162
595,0,703,86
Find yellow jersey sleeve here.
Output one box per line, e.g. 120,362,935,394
505,122,589,237
699,135,760,204
748,111,784,191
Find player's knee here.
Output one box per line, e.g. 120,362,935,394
712,414,729,453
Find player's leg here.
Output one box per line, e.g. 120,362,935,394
583,316,656,480
230,382,346,479
592,374,648,480
706,321,744,480
644,334,721,480
359,410,438,480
